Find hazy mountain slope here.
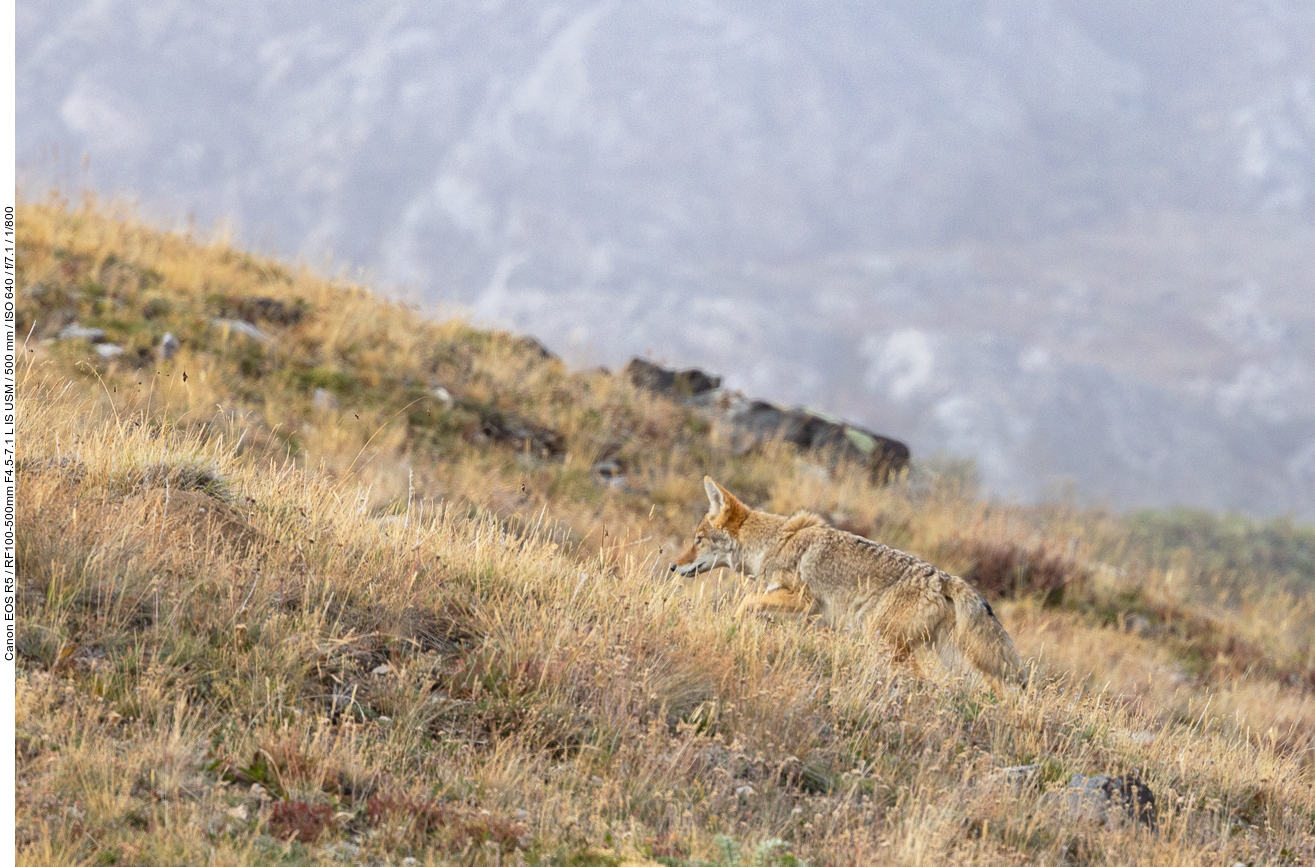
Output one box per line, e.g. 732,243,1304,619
17,0,1315,516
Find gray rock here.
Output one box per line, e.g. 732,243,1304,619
626,356,910,484
592,459,622,478
727,400,910,484
686,387,744,411
625,357,721,397
511,334,557,361
158,332,180,361
476,407,563,457
988,762,1044,795
1051,773,1157,828
210,318,271,343
1123,614,1153,637
95,343,126,359
994,762,1042,780
56,323,107,343
592,460,625,488
312,388,340,411
215,296,306,326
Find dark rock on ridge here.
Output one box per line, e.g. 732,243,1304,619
627,357,910,484
625,358,721,398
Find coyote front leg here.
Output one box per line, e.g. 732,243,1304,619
734,582,816,619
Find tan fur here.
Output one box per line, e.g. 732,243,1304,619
671,477,1025,690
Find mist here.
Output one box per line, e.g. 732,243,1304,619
18,0,1315,516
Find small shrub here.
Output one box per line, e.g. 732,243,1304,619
111,460,228,498
366,793,528,852
142,297,171,319
946,538,1084,604
366,792,451,835
267,800,334,842
460,810,529,851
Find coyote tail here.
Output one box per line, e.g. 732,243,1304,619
944,576,1026,689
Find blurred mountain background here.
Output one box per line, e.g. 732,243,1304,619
17,0,1315,516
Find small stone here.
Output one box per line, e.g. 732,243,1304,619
994,762,1041,783
56,324,107,343
735,785,756,799
95,343,126,359
158,332,180,361
312,388,340,411
402,858,419,866
431,385,453,406
249,783,268,799
226,804,248,821
371,663,391,675
324,842,362,860
1123,614,1152,637
591,460,622,478
211,318,271,343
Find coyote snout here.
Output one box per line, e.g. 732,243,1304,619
669,476,1026,690
669,517,736,576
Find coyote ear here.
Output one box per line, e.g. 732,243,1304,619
703,476,727,513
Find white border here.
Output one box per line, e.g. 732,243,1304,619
2,0,17,859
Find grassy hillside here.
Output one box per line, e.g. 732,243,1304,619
14,197,1315,866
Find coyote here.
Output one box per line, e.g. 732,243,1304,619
670,477,1025,689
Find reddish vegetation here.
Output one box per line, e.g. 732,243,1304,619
366,793,452,835
267,801,334,842
366,793,527,851
946,538,1083,603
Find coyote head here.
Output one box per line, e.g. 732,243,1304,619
669,477,749,577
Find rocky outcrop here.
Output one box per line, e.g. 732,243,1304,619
473,404,562,458
55,323,107,343
510,335,558,362
214,295,307,327
1048,773,1158,828
626,357,910,484
625,358,721,399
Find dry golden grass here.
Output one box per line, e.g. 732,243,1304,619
14,197,1315,865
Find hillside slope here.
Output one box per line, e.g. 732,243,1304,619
14,199,1315,865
